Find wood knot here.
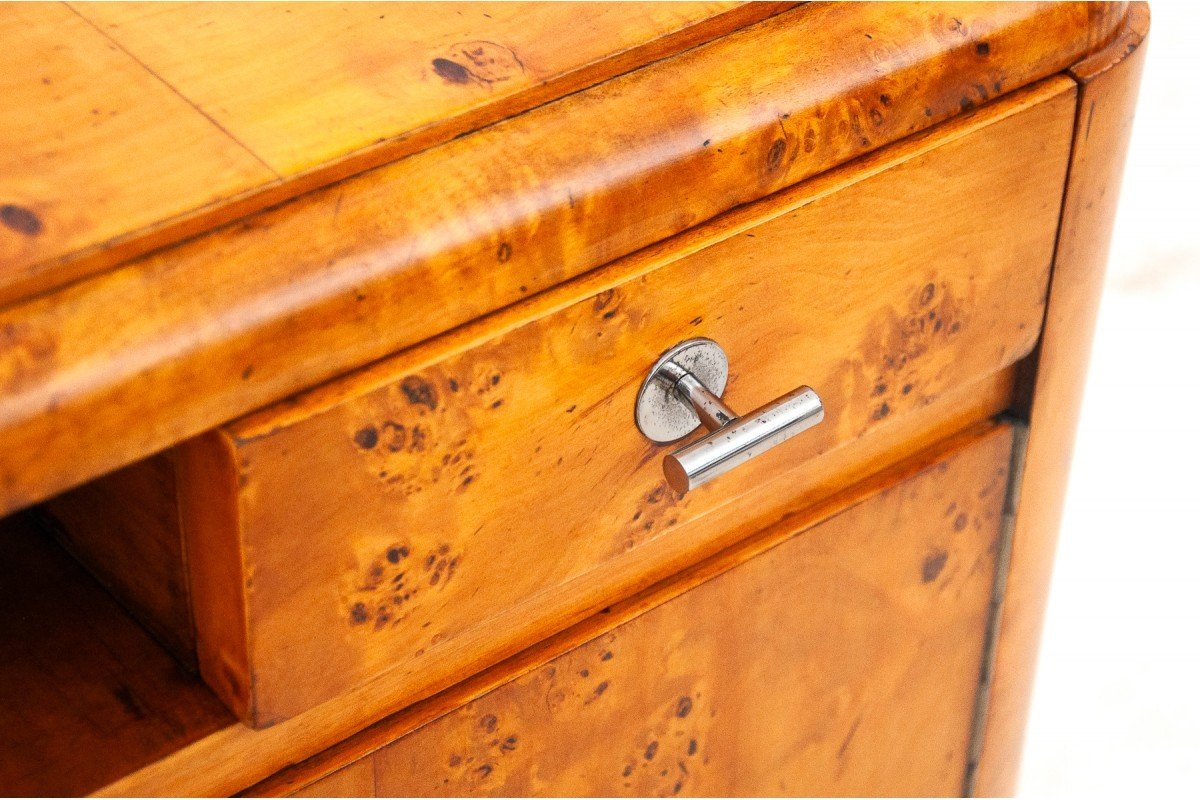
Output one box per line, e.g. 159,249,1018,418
1,204,43,236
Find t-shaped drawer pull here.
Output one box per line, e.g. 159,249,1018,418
635,338,824,494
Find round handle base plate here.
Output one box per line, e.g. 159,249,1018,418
634,338,729,443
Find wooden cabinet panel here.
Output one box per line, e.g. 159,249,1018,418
35,454,195,667
178,80,1073,726
284,422,1015,797
974,6,1151,793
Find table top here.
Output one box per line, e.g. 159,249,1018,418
0,1,776,305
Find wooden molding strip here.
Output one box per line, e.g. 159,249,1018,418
964,417,1031,795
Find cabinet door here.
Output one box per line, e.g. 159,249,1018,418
292,421,1015,797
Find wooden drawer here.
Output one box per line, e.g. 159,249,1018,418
174,80,1074,727
271,420,1016,797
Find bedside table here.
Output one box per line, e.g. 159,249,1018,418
0,3,1146,796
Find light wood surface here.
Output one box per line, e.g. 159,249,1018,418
0,515,232,798
1,1,777,305
972,5,1150,795
179,79,1073,726
0,74,1076,800
74,2,772,179
267,421,1015,797
0,1,275,300
0,4,1146,796
0,3,1124,519
82,380,1015,799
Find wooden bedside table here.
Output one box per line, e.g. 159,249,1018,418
0,3,1146,796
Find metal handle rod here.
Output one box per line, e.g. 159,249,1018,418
634,338,824,495
658,360,737,430
663,384,823,494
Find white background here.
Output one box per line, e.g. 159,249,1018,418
1019,2,1200,794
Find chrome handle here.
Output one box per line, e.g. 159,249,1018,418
634,338,824,494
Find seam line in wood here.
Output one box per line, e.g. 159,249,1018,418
63,3,282,180
10,3,796,310
963,416,1030,796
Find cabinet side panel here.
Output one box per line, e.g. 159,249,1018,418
177,433,256,723
974,5,1150,795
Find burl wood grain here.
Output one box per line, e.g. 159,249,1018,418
178,79,1075,726
86,378,1015,798
0,515,232,798
0,3,1126,519
1,1,776,305
972,5,1150,795
281,422,1016,797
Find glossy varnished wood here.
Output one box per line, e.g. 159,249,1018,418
0,4,1146,796
0,3,1126,519
179,80,1073,726
263,421,1015,797
973,5,1150,794
73,2,777,179
0,515,232,797
0,2,275,301
1,1,777,305
85,378,1015,798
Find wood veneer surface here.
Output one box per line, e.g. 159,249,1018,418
0,1,785,304
184,76,1074,726
272,422,1016,796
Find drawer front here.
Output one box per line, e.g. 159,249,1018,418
182,81,1074,724
286,422,1016,797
